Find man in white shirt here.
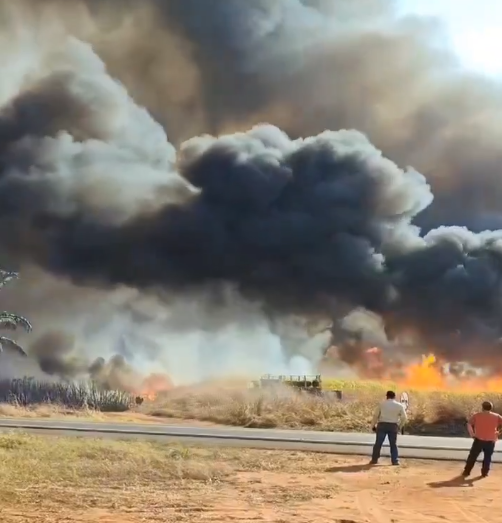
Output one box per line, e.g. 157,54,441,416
370,390,408,465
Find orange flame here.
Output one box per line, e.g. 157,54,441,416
401,354,444,390
400,353,502,392
138,373,173,401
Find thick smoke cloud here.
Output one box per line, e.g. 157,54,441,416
19,0,502,229
158,0,502,233
2,0,502,377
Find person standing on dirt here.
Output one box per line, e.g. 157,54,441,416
462,401,502,478
370,390,408,466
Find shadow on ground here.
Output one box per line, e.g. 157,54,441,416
325,463,374,473
428,475,482,489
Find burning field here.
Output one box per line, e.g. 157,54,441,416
2,0,502,403
2,6,502,520
332,348,502,392
0,367,497,438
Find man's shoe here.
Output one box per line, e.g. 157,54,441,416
461,471,470,478
392,461,400,466
481,472,489,478
369,460,378,465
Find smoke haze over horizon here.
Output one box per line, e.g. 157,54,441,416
1,0,502,385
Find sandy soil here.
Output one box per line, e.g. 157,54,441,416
3,452,500,522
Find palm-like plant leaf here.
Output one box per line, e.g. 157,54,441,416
0,312,32,332
0,270,31,357
0,271,18,289
0,336,27,357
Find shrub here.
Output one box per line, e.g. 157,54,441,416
0,377,133,411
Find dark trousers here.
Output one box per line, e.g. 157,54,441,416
372,422,399,464
464,438,495,475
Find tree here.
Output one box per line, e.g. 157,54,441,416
0,270,32,356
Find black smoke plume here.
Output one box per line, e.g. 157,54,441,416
1,1,502,375
158,0,502,234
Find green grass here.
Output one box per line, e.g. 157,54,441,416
323,378,399,392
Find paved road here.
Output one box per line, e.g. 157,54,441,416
0,418,500,462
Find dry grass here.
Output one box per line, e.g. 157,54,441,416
0,432,498,522
146,382,502,436
2,378,502,437
0,432,229,521
0,432,349,521
0,403,224,428
0,433,230,488
0,403,103,419
0,403,162,423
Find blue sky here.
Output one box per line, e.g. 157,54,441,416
400,0,502,75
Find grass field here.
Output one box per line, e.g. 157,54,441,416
145,379,502,436
0,432,497,523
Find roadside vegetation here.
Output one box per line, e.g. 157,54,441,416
0,375,497,436
146,380,497,436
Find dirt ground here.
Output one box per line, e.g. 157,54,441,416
1,434,501,523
